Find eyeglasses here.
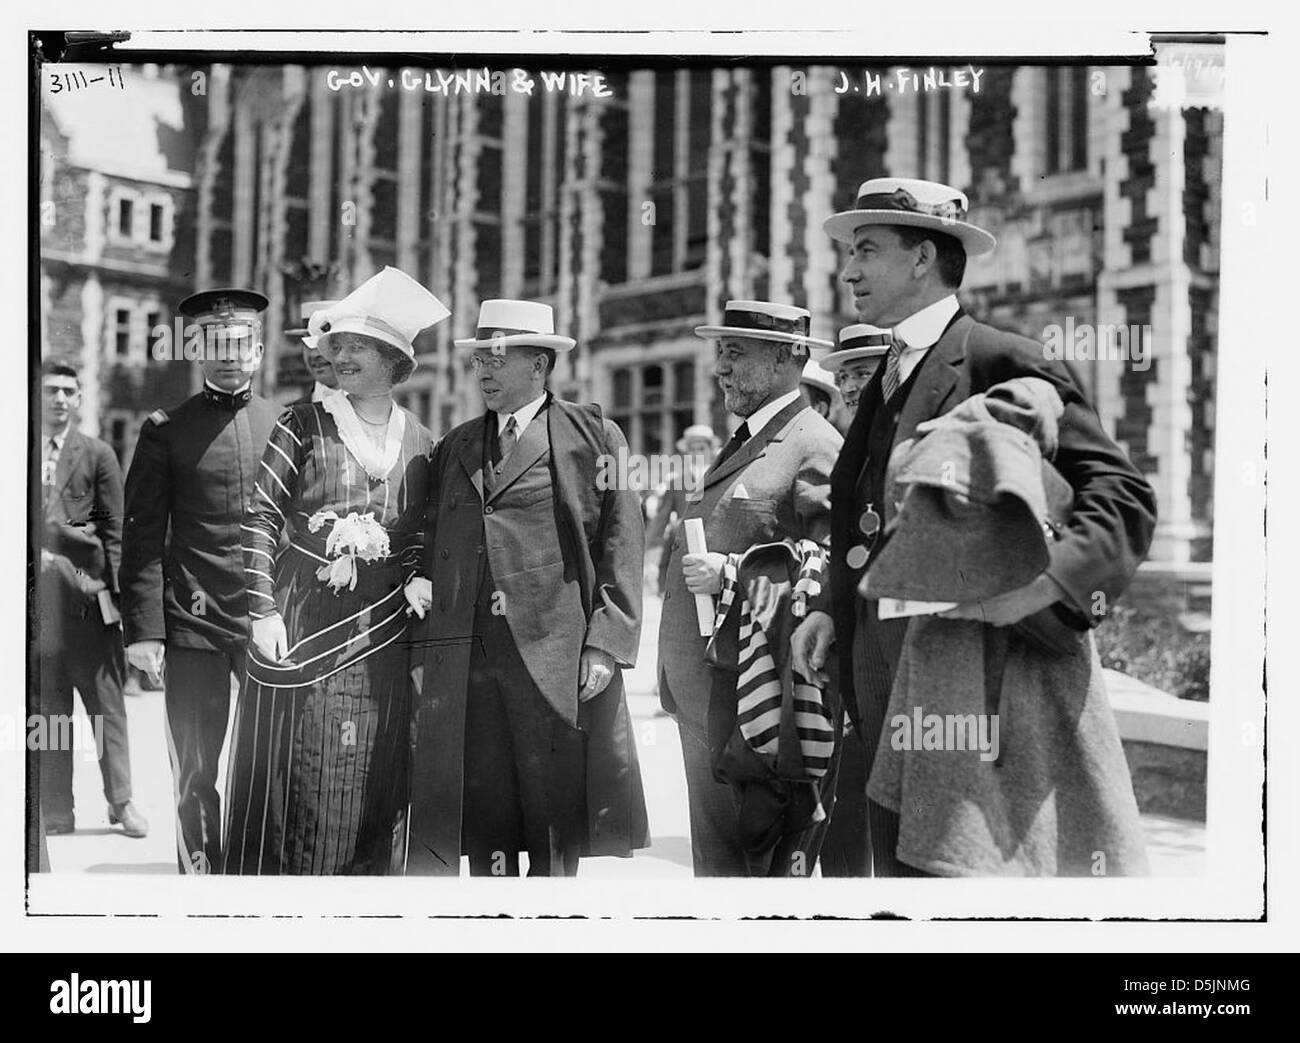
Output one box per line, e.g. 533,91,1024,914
468,354,507,372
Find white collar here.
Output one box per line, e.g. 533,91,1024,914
311,381,339,403
740,387,802,437
321,393,406,482
892,294,960,351
45,427,70,449
496,391,548,437
205,378,252,395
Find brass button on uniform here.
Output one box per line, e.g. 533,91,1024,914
846,545,870,570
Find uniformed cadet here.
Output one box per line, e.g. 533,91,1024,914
120,289,280,874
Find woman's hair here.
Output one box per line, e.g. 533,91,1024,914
375,342,416,385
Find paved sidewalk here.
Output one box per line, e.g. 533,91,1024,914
45,594,1205,877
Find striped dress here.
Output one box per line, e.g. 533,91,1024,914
222,402,430,875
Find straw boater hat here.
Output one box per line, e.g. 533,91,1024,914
454,300,576,352
676,424,720,453
800,359,840,404
823,177,996,257
285,299,339,350
694,300,834,352
819,324,892,372
308,267,450,360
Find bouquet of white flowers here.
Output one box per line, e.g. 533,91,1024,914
306,509,392,593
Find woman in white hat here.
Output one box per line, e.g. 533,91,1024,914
224,266,450,876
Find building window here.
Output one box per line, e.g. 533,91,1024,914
917,91,951,183
113,308,133,358
117,197,134,238
607,357,696,455
1045,66,1089,175
148,202,166,243
646,70,711,277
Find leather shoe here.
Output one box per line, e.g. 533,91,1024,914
108,802,149,839
44,815,75,835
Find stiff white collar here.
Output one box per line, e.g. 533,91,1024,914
740,388,801,437
321,393,406,481
205,378,252,395
893,294,960,351
495,391,548,438
891,295,960,384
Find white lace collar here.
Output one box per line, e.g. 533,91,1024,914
321,392,406,481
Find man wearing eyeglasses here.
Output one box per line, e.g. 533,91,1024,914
407,299,648,877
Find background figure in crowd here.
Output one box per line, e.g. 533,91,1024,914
800,359,840,419
407,299,648,877
791,177,1157,876
223,267,447,875
820,324,891,414
120,289,279,874
644,424,720,595
285,299,341,404
657,300,842,876
36,360,147,840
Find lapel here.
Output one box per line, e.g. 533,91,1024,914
454,415,489,504
47,430,84,518
702,398,807,491
890,313,973,455
487,400,550,503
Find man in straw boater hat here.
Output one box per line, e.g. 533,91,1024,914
819,323,892,414
789,176,1158,876
657,300,843,877
283,299,341,404
406,299,648,876
120,287,280,872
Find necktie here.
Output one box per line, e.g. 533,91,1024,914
880,336,907,403
713,421,751,469
499,415,518,463
43,438,59,507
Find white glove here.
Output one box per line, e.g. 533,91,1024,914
404,576,433,619
251,614,290,662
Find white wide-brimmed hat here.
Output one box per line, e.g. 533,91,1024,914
820,324,893,372
694,300,833,351
823,177,996,256
800,359,840,403
309,267,450,360
675,424,720,453
454,299,576,352
286,299,339,349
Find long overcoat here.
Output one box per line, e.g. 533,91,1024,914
406,395,648,874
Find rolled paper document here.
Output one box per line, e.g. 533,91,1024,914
683,518,715,637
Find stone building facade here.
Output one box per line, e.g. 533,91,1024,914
39,64,203,472
42,51,1222,561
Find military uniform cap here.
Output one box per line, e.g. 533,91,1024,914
178,288,269,324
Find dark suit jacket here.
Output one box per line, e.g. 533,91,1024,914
658,398,842,740
825,312,1158,730
120,391,279,651
37,430,123,648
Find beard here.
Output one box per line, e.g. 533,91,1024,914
722,354,784,417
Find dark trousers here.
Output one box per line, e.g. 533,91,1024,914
675,692,836,878
852,601,934,878
164,645,241,874
462,608,585,877
819,726,872,877
39,620,132,821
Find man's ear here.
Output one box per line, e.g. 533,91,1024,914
914,238,938,280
